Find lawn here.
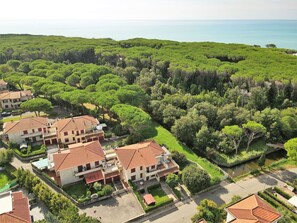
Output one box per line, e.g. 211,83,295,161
2,112,48,123
63,181,89,200
0,165,16,188
142,122,224,181
213,140,277,166
148,187,171,203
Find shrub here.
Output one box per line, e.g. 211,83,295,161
102,185,113,196
93,182,102,191
166,173,179,188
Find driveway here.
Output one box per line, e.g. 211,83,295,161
80,192,144,223
137,168,297,223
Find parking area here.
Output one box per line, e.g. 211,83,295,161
80,192,144,223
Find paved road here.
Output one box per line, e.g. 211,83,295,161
137,168,297,223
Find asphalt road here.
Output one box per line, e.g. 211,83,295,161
137,168,297,223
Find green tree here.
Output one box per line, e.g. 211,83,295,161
258,152,266,168
111,104,151,134
171,151,188,167
221,125,243,155
182,164,211,193
166,173,179,188
242,121,266,150
284,138,297,161
20,98,53,116
0,150,13,166
191,199,224,223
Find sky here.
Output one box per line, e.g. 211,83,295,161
1,0,297,21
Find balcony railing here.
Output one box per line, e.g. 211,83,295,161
21,132,43,138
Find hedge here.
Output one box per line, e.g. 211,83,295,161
274,187,292,200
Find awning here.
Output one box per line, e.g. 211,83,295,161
105,171,120,179
143,194,156,206
157,166,179,178
288,196,297,207
85,170,104,184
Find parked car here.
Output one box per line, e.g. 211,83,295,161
1,111,11,117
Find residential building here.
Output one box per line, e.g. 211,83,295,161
50,141,120,186
226,194,282,223
0,79,8,92
44,115,104,147
0,90,33,109
3,117,49,144
0,191,32,223
115,140,179,182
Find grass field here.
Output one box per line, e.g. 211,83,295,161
148,187,171,203
0,165,16,188
142,122,224,180
63,181,89,199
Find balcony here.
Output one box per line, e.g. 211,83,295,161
74,163,119,177
74,166,103,177
21,131,43,138
76,129,104,138
43,132,57,139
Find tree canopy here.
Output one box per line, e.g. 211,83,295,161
20,98,53,116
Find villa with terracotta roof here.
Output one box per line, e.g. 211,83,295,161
0,191,32,223
115,140,179,182
44,115,105,146
0,90,33,109
0,79,8,92
49,141,120,186
3,117,49,144
226,194,282,223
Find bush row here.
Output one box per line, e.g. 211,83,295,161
15,168,100,222
274,187,292,200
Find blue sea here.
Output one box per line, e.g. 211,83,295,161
1,20,297,49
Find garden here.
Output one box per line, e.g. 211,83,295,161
0,150,17,192
9,143,46,158
258,186,297,223
63,181,114,203
131,182,173,212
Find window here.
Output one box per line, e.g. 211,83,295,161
95,161,100,166
131,168,136,173
73,137,75,141
78,165,83,172
131,175,136,181
146,167,149,172
32,129,35,133
72,131,74,134
140,166,142,171
64,132,68,136
81,130,84,134
76,131,79,135
140,173,143,178
65,138,69,143
151,165,155,169
86,163,91,170
38,128,42,132
23,130,28,135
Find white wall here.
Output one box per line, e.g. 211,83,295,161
59,168,81,186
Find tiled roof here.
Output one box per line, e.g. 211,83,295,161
143,194,156,206
0,191,31,223
3,117,48,134
157,166,179,178
0,90,32,100
115,140,165,170
85,170,104,184
55,115,99,133
227,194,281,223
53,141,105,171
